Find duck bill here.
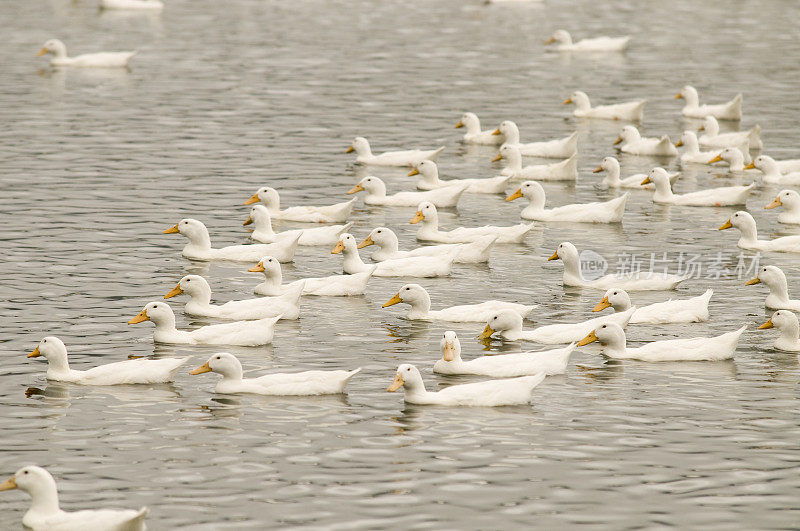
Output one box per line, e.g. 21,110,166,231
592,297,611,312
454,121,463,129
745,277,761,286
491,153,503,162
382,293,402,308
545,37,555,44
592,166,603,173
563,98,572,105
164,284,183,299
36,48,48,58
189,361,212,375
331,241,345,254
491,128,501,136
243,193,260,205
409,211,424,224
357,236,374,249
407,168,419,176
345,146,354,153
765,197,782,209
27,347,41,358
346,184,364,194
708,154,723,163
674,93,683,99
0,477,17,491
128,309,149,324
698,125,705,131
243,216,253,226
640,177,651,185
163,224,180,234
612,136,623,145
758,319,774,330
386,374,404,392
477,324,495,340
442,341,455,362
675,140,683,147
505,189,523,202
547,251,559,261
248,262,265,273
743,162,756,170
577,330,599,346
718,220,732,230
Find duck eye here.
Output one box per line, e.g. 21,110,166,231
23,470,28,474
406,367,411,371
42,339,47,343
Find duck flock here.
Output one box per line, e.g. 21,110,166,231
6,2,800,529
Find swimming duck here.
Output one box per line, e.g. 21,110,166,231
347,175,468,207
592,288,713,324
675,86,742,120
387,363,545,406
758,311,800,352
27,336,188,385
244,205,352,245
718,211,800,252
455,112,503,145
707,147,750,171
0,466,147,530
676,131,748,165
593,157,679,189
506,181,628,222
699,116,762,150
163,274,302,320
190,353,360,395
332,233,456,277
164,218,300,262
564,91,645,121
346,137,444,166
577,322,744,361
546,30,630,52
744,155,800,185
244,187,355,223
765,190,800,224
549,242,688,290
745,265,800,311
494,146,578,181
746,155,800,174
249,256,376,297
434,331,576,377
128,302,280,346
494,121,578,158
479,307,636,344
381,283,535,321
36,39,136,68
411,201,534,243
614,126,677,156
411,160,511,194
359,227,496,263
100,0,163,9
642,167,754,206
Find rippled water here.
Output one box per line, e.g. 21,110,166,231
3,0,800,528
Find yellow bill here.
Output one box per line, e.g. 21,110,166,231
164,284,183,299
27,347,41,358
386,374,404,392
505,188,523,202
243,193,260,205
357,236,374,249
248,262,265,273
382,293,402,308
163,224,180,234
0,477,17,491
347,184,364,194
718,219,732,230
345,146,354,153
577,330,599,346
128,309,149,324
745,277,761,285
743,162,756,170
409,211,424,224
592,297,611,312
708,154,723,163
477,324,494,340
765,197,782,209
408,168,420,176
189,361,212,375
331,241,345,254
758,319,774,330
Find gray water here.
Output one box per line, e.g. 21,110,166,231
3,0,800,528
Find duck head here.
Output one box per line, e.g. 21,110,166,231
387,363,424,393
190,352,244,380
410,201,437,225
440,331,461,362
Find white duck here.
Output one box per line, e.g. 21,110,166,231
675,86,742,120
347,175,468,207
434,331,576,377
332,233,456,277
506,181,629,223
592,288,713,324
718,211,800,252
676,131,748,165
593,157,679,189
100,0,163,9
614,126,677,156
494,146,578,181
745,155,800,185
28,336,188,385
642,167,754,206
36,39,136,68
346,137,444,166
699,116,762,150
494,120,578,158
546,29,630,52
411,201,534,243
577,322,744,361
164,218,299,262
549,242,688,291
244,187,355,223
244,205,352,245
765,190,800,224
387,363,545,406
564,91,645,121
479,308,636,344
745,155,800,174
358,227,496,264
163,274,302,320
745,265,800,311
410,160,511,194
707,147,750,171
758,311,800,352
0,466,147,531
249,256,376,297
381,283,535,321
190,353,360,395
128,302,280,346
455,112,503,145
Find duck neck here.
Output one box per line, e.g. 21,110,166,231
705,120,720,136
600,335,628,358
27,479,61,518
366,180,387,198
261,268,283,291
342,245,366,272
253,213,276,239
779,320,800,344
653,178,675,200
406,293,432,319
611,299,631,312
464,117,481,135
736,221,758,243
502,124,520,145
185,227,212,251
505,150,522,171
683,89,699,108
419,166,440,185
561,253,584,282
525,191,546,211
186,287,212,308
420,214,438,232
766,276,790,303
760,158,781,178
727,151,744,171
151,312,178,333
604,160,621,185
46,353,71,375
684,134,700,154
